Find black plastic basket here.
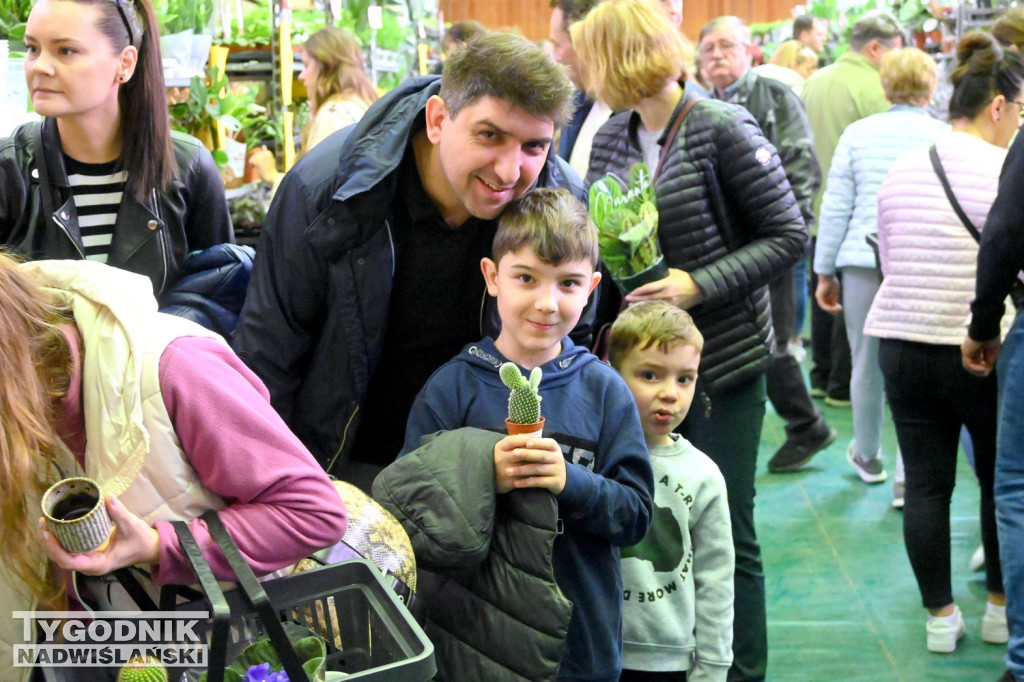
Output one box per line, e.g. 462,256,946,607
175,558,435,681
39,511,434,682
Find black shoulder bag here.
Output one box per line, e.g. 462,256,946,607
929,143,1024,309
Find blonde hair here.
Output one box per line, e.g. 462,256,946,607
0,251,72,608
880,47,938,106
570,0,688,111
303,26,379,111
771,39,816,71
608,300,704,369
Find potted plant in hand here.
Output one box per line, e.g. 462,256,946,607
500,362,544,437
588,162,668,295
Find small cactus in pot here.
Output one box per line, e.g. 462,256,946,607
117,655,168,682
500,362,544,436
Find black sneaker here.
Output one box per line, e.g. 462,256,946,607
824,393,852,408
768,425,838,473
998,670,1019,682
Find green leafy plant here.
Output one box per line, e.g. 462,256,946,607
500,363,543,426
0,0,31,41
216,8,325,48
168,67,273,167
588,162,662,283
197,623,326,682
229,186,271,231
155,0,215,36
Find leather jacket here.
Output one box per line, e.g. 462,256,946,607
0,117,233,300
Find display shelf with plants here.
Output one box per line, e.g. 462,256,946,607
168,67,282,172
155,0,215,37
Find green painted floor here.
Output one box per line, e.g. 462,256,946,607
758,394,1006,681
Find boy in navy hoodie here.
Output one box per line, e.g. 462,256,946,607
400,187,654,681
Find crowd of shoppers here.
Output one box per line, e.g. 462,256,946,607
7,1,1024,681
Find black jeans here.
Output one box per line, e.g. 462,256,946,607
809,238,851,397
878,339,1002,608
678,374,767,682
767,267,825,437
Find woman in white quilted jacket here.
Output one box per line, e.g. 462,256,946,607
864,31,1024,656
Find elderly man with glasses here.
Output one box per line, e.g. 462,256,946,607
698,15,833,475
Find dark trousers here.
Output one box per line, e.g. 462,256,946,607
809,238,851,396
878,339,1002,608
678,374,767,682
620,670,687,681
767,268,825,437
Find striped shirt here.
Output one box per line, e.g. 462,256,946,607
64,155,128,263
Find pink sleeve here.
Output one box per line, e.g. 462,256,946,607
148,336,347,585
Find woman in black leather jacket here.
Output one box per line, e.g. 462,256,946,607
573,1,806,680
0,0,232,301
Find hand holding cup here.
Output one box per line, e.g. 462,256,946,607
40,480,160,575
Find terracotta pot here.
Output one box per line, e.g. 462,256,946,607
506,416,544,438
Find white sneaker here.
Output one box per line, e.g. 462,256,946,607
927,607,966,653
846,442,887,484
892,481,905,509
970,544,986,572
983,602,1009,644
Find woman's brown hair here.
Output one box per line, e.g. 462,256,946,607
74,0,175,201
949,31,1024,120
303,26,379,111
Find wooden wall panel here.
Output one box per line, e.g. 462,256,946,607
437,0,801,43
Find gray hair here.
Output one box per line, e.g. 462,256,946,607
850,11,903,52
699,16,752,45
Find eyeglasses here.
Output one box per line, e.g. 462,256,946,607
699,41,747,56
114,0,135,47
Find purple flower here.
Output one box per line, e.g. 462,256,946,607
244,662,289,682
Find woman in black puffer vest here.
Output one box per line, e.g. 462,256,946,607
573,2,807,680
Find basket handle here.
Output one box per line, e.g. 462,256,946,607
200,510,310,682
171,520,231,682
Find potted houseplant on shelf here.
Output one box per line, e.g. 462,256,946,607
588,162,668,296
500,362,544,437
168,66,279,187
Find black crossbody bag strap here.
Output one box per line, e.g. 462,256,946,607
929,143,1024,309
929,144,981,241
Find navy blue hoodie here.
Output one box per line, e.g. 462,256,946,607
402,336,654,681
